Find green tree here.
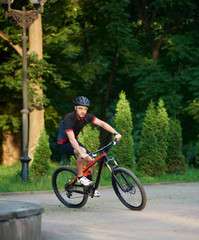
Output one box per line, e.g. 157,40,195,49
166,118,187,173
130,0,198,60
138,100,169,176
42,0,135,145
31,128,51,184
156,99,169,170
78,124,100,153
196,135,199,168
137,101,159,176
187,100,199,121
186,99,199,167
111,91,135,169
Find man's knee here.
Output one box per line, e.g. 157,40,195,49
74,147,86,156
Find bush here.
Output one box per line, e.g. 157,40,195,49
166,118,187,173
31,128,51,184
138,99,169,176
155,99,169,172
196,135,199,168
111,91,135,169
137,101,159,176
78,124,100,152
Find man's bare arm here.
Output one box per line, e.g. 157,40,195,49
93,118,122,141
67,131,88,158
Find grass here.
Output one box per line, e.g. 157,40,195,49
0,162,199,193
0,161,59,193
137,167,199,184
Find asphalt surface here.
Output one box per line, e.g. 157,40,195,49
0,182,199,240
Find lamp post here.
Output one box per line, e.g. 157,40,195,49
0,0,46,181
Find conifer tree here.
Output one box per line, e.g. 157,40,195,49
166,118,187,173
31,128,51,184
155,99,169,173
78,124,100,153
112,91,135,169
137,101,159,176
138,99,169,176
196,135,199,168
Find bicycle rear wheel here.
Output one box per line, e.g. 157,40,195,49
112,167,146,211
52,166,88,208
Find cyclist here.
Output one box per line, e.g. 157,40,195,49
57,96,121,197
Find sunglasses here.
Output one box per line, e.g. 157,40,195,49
76,106,88,111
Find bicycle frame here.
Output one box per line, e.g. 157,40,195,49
67,140,136,196
68,140,119,192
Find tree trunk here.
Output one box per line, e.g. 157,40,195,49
1,131,21,166
28,14,44,163
152,46,159,60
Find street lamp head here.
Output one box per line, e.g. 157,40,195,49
0,0,14,3
0,0,14,11
29,0,46,12
29,0,46,3
0,0,46,12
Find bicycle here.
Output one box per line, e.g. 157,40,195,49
52,140,147,211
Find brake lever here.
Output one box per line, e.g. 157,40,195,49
113,139,117,145
89,153,98,158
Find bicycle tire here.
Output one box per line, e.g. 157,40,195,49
52,166,88,208
112,167,147,211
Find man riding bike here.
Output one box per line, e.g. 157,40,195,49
57,96,121,197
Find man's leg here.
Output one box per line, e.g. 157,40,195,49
74,147,95,178
75,147,86,177
59,142,94,186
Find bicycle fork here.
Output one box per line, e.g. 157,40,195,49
106,157,132,193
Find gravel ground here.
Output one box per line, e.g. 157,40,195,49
0,182,199,240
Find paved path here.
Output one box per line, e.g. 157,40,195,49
0,182,199,240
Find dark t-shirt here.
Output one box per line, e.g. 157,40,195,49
57,111,96,144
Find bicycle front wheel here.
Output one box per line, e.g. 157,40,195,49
112,167,146,211
52,166,88,208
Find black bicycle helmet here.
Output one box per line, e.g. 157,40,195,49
74,96,90,107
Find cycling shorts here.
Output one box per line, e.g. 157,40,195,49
58,141,90,157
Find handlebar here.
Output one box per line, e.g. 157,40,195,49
89,139,118,157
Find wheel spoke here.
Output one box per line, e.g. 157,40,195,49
112,167,146,211
52,167,88,208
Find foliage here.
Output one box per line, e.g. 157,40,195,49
44,105,61,137
166,118,187,173
78,124,100,153
31,128,51,184
0,52,68,134
138,100,169,176
137,101,159,176
27,54,70,110
42,0,136,145
196,136,199,168
187,100,199,121
0,54,24,133
1,0,199,168
132,60,183,116
155,99,170,170
111,91,135,169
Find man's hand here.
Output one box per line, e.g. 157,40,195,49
80,153,93,164
114,133,122,142
80,153,89,160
